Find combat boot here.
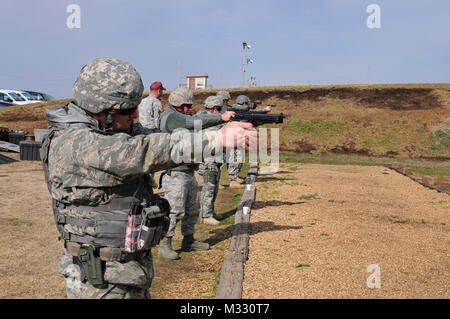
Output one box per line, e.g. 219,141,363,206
181,234,210,251
158,237,180,260
200,216,220,225
229,180,245,189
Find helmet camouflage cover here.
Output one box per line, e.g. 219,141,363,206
216,90,231,101
236,95,249,105
204,96,224,109
168,87,195,107
73,57,144,114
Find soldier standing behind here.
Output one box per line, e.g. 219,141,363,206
216,90,245,189
138,81,166,131
158,88,236,260
197,96,226,225
233,94,272,113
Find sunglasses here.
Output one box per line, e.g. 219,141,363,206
117,108,137,115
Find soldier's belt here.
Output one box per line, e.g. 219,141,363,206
66,241,149,262
56,197,138,212
57,195,169,252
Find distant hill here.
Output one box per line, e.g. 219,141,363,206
1,84,449,159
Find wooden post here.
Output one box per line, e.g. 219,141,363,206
216,165,258,299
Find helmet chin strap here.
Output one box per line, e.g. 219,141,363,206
103,109,116,133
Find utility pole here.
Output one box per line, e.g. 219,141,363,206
177,57,181,88
242,42,251,87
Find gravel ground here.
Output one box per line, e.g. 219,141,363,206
242,164,449,299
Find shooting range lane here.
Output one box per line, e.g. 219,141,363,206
242,163,449,298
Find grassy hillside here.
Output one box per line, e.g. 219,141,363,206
1,84,449,159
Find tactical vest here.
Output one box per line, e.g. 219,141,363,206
41,104,169,262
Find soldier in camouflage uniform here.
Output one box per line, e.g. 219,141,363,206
216,90,233,112
158,88,236,260
41,57,252,298
138,81,166,131
216,91,245,189
233,94,272,113
197,96,226,225
137,81,166,188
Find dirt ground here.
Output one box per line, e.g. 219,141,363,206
0,161,238,299
0,160,243,299
243,163,449,298
1,160,448,299
0,161,63,298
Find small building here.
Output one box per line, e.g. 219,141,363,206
186,75,208,90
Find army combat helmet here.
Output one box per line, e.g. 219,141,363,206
73,57,144,115
236,95,249,105
168,87,195,107
216,90,231,102
204,96,223,110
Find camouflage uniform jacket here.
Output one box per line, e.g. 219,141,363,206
196,108,226,165
138,94,163,130
45,103,219,205
159,106,223,172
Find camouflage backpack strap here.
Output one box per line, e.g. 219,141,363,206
40,127,66,235
40,127,60,192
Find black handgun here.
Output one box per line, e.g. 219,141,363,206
249,101,276,109
232,110,286,126
249,101,262,110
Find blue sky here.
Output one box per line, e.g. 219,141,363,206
1,0,449,98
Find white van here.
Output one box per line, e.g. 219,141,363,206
0,90,30,106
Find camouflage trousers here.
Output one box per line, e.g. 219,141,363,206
225,149,244,180
198,162,222,218
57,248,153,299
161,170,200,238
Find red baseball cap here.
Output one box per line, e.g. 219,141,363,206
150,81,166,90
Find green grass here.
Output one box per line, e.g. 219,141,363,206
288,119,346,136
278,151,450,181
298,193,320,201
408,166,450,178
426,131,450,155
279,151,391,166
231,191,243,206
